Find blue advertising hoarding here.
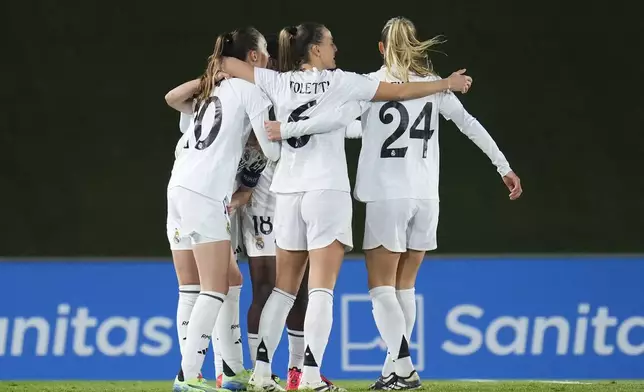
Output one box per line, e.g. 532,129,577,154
0,256,643,380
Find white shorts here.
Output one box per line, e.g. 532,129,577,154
241,204,276,258
230,210,243,256
363,198,439,253
166,187,231,250
274,190,353,252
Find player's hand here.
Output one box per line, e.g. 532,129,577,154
264,120,283,141
227,192,243,215
502,171,523,200
447,69,473,93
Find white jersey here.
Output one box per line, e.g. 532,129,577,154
354,66,512,202
248,160,276,209
174,113,191,159
168,78,274,202
254,67,379,193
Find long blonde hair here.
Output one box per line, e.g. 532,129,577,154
381,17,445,82
195,27,264,108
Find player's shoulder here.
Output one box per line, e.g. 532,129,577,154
327,68,361,79
226,78,268,100
226,77,258,91
369,66,389,81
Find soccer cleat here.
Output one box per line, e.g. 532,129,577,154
248,372,285,392
221,369,252,391
174,376,232,392
297,380,345,392
286,367,302,391
368,373,396,390
391,371,422,390
319,375,341,390
217,374,223,388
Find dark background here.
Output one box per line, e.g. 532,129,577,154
2,1,642,256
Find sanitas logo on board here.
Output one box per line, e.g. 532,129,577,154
0,304,173,357
442,303,644,356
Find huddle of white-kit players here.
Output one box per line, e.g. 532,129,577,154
165,17,523,392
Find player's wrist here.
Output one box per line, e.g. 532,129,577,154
280,123,293,139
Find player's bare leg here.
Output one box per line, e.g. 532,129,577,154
297,241,345,391
179,239,230,388
366,247,420,391
214,247,248,391
250,248,307,391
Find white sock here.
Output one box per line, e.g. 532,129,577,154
371,286,413,377
382,288,417,376
247,333,259,366
214,347,223,379
177,285,200,356
181,291,226,380
254,288,295,379
396,288,417,340
214,285,244,375
301,289,333,385
287,329,305,369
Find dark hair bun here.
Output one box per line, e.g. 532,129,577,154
287,26,298,36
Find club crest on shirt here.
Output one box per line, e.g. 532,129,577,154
173,229,181,244
255,236,264,250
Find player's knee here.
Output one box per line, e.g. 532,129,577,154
228,266,243,286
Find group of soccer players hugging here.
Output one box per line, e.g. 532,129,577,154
164,15,522,392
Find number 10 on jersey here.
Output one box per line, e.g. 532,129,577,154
380,102,435,158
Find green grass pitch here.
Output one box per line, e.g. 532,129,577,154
1,381,644,391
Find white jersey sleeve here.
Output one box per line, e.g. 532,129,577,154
236,81,280,161
439,92,512,176
334,69,380,102
280,101,363,139
344,120,363,139
254,68,283,101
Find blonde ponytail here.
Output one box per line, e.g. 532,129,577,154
382,17,445,82
278,27,297,72
195,33,231,107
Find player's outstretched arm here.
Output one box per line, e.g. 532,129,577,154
440,92,523,200
165,79,200,114
268,102,364,141
221,57,256,83
371,70,472,102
